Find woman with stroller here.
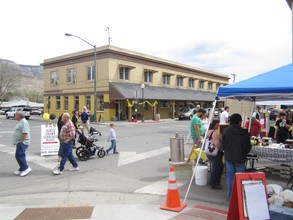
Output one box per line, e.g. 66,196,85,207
71,110,79,148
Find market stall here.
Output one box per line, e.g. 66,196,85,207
184,63,293,203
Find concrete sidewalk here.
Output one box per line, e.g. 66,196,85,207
0,191,228,220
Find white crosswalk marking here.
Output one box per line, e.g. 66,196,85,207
0,144,58,170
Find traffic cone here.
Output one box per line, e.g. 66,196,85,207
160,166,187,212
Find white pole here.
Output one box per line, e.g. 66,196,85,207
183,98,218,203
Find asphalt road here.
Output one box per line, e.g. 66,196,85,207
0,115,289,215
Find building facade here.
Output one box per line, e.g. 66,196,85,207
42,45,229,122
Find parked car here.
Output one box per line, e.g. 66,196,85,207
178,108,195,120
6,107,31,120
31,108,43,115
0,108,10,115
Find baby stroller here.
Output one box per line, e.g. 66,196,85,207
75,127,106,161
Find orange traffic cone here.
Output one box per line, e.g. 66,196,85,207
160,166,187,212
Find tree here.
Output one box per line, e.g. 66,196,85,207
0,60,21,101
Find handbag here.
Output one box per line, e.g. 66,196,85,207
204,131,219,156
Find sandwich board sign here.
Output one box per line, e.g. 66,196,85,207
40,124,59,156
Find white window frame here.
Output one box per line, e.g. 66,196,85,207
189,79,194,88
199,80,204,89
163,74,170,85
51,71,58,85
144,70,153,83
177,76,184,87
87,65,95,81
67,68,76,83
119,67,129,80
208,82,213,90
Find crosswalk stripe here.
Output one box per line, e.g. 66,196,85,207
0,144,58,170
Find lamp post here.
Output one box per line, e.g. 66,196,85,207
141,83,145,122
65,33,97,122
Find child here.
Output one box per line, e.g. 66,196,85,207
106,123,118,154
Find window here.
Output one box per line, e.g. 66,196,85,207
208,82,213,90
97,95,104,111
119,67,129,80
86,95,91,111
216,83,220,91
144,70,153,83
67,68,76,83
199,80,204,89
87,65,95,80
189,79,194,88
64,96,68,111
163,74,170,85
51,71,58,85
177,76,184,87
56,96,61,110
74,96,79,110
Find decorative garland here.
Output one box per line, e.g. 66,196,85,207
126,99,158,107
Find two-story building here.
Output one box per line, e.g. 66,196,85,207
42,45,229,122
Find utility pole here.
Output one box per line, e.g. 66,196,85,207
231,73,237,83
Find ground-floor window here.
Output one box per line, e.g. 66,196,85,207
97,95,104,111
64,96,68,110
74,96,79,111
86,95,91,111
56,96,61,110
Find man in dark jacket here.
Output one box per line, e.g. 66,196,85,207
222,113,252,199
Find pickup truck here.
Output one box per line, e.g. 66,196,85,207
6,107,31,120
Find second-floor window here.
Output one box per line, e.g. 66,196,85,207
177,76,184,87
87,65,95,80
119,67,129,80
189,79,194,88
67,68,76,83
144,70,153,83
163,74,170,85
199,80,204,89
208,82,213,90
51,71,58,85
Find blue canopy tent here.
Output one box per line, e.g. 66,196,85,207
217,63,293,101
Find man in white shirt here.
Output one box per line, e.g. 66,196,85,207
220,106,229,124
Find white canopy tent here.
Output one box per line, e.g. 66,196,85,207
0,100,43,108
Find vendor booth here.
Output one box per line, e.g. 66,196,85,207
184,63,293,206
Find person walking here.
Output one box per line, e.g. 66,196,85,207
13,111,31,177
190,108,206,147
206,119,224,190
222,113,252,199
80,106,90,134
106,123,118,154
57,114,64,162
53,113,79,175
219,106,229,124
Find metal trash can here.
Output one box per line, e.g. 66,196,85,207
170,133,185,163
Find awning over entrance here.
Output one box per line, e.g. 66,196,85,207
109,82,216,101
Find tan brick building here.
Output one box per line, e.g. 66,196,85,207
42,45,229,122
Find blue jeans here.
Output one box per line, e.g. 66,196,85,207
15,142,29,171
192,137,200,147
59,140,78,171
226,160,246,199
107,140,117,153
207,151,224,187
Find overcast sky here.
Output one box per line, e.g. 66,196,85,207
1,0,292,83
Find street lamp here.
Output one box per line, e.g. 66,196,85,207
141,83,145,122
65,33,97,122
